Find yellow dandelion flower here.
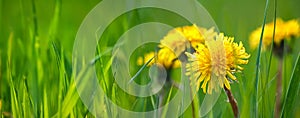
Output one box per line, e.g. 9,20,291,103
249,18,300,49
137,47,181,69
159,29,188,56
159,24,216,56
224,36,251,79
176,24,204,42
138,24,213,69
175,24,207,48
285,19,300,38
186,33,250,94
137,25,218,72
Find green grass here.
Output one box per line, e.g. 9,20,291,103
1,0,300,117
281,53,300,117
254,0,270,116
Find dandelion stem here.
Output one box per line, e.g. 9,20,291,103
190,86,196,118
180,56,197,118
224,86,239,118
275,58,283,118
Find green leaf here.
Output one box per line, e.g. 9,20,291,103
281,53,300,117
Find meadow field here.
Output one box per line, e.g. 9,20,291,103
1,0,300,117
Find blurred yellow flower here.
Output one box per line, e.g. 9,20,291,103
249,18,300,49
186,33,250,94
160,24,216,56
159,29,188,56
138,24,216,69
137,47,181,69
285,19,300,38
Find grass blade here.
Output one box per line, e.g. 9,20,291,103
43,88,49,118
128,56,155,83
254,0,270,116
61,80,79,118
266,0,277,117
161,86,174,118
281,53,300,117
266,0,277,82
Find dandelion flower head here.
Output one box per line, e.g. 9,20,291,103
186,32,250,94
249,18,300,49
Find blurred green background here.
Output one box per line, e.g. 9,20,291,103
1,0,300,117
